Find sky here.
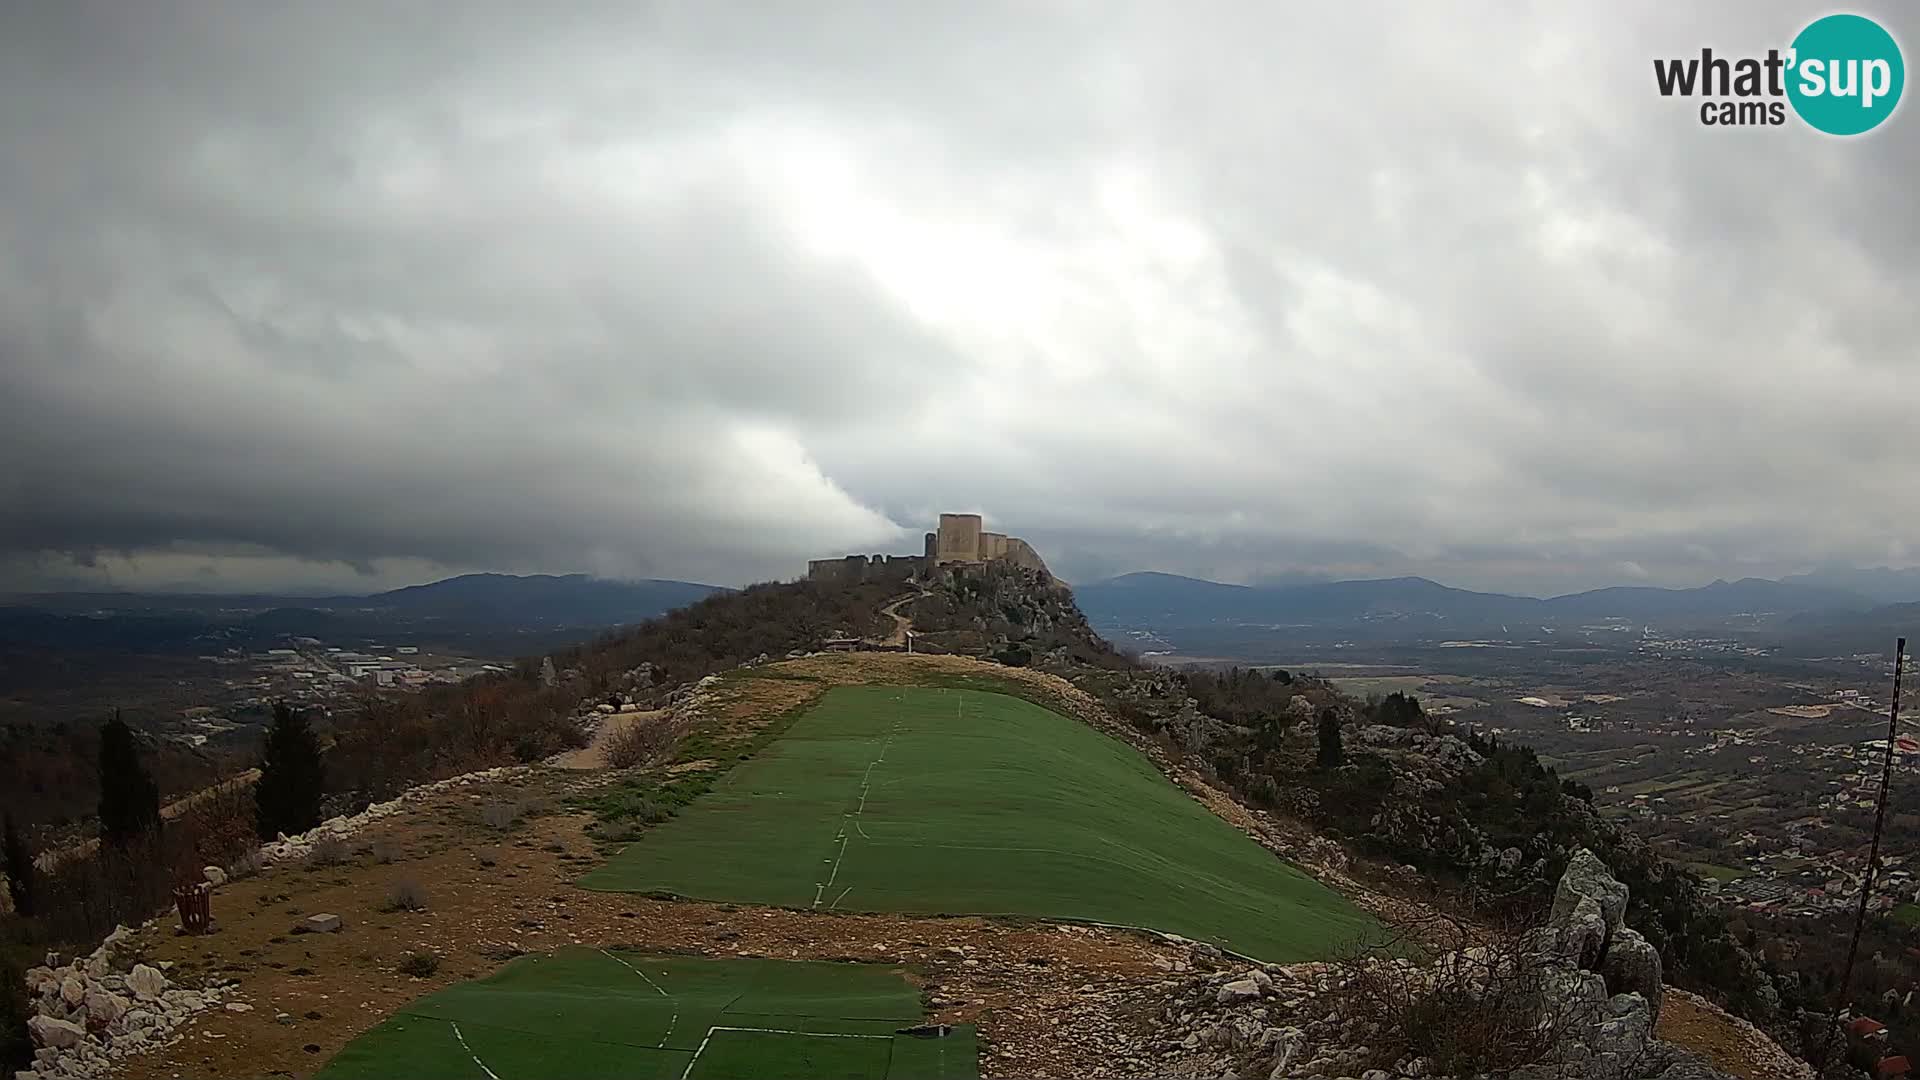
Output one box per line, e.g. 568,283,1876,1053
2,2,1917,598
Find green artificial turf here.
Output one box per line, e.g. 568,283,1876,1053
581,685,1375,961
317,949,976,1080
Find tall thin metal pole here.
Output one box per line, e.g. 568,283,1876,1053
1819,637,1906,1070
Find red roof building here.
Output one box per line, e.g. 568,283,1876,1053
1848,1016,1889,1038
1875,1055,1910,1080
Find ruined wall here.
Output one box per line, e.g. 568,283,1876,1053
999,537,1050,577
807,555,871,584
979,532,1010,560
808,554,925,584
936,513,983,563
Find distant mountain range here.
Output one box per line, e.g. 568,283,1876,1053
0,574,726,651
1780,566,1920,605
1073,571,1878,630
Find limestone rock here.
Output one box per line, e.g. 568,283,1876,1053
126,964,166,1001
1602,927,1665,1023
1559,894,1608,969
305,913,343,933
203,864,227,887
1216,978,1263,1005
26,1017,84,1050
1552,847,1629,941
58,977,84,1008
83,989,127,1026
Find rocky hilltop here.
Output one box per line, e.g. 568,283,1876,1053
1148,849,1809,1080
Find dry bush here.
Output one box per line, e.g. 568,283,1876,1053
179,781,257,869
398,950,439,977
303,835,349,870
384,878,428,912
226,847,264,881
31,832,176,948
604,716,687,770
478,801,518,830
1327,908,1582,1076
369,838,400,865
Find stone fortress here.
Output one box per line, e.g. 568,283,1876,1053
807,513,1050,584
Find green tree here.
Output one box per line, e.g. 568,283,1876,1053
97,711,160,846
2,813,31,917
1316,708,1344,769
255,702,326,840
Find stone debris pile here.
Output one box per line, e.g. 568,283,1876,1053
17,925,232,1080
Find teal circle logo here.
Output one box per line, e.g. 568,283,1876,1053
1787,14,1904,135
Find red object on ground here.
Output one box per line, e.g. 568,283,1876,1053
1875,1056,1910,1080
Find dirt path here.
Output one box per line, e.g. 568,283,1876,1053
549,709,668,769
875,591,922,647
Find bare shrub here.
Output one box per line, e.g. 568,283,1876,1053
398,950,440,977
604,716,686,769
370,838,399,865
303,835,349,870
1326,908,1580,1076
478,801,518,830
384,878,428,912
226,847,264,881
180,781,258,869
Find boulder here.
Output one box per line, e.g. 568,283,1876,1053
84,989,127,1026
1216,978,1263,1004
1551,848,1628,941
126,964,166,1001
203,865,227,888
305,913,343,933
1602,927,1665,1023
58,977,84,1008
26,1017,84,1050
1559,894,1609,970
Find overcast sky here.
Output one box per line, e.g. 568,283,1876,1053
2,2,1916,597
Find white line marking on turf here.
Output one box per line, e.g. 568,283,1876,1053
601,949,678,1048
813,714,901,908
679,1025,892,1080
450,1021,502,1080
830,884,854,910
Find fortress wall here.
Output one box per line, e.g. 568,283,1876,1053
809,554,926,583
999,538,1051,578
810,515,1044,582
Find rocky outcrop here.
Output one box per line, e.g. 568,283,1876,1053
18,925,232,1079
1142,850,1764,1080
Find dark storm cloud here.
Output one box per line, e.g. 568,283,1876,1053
2,1,1917,594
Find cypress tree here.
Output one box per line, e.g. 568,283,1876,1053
98,711,161,846
255,703,326,840
1316,707,1344,769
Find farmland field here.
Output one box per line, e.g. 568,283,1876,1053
582,685,1374,961
317,949,975,1080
